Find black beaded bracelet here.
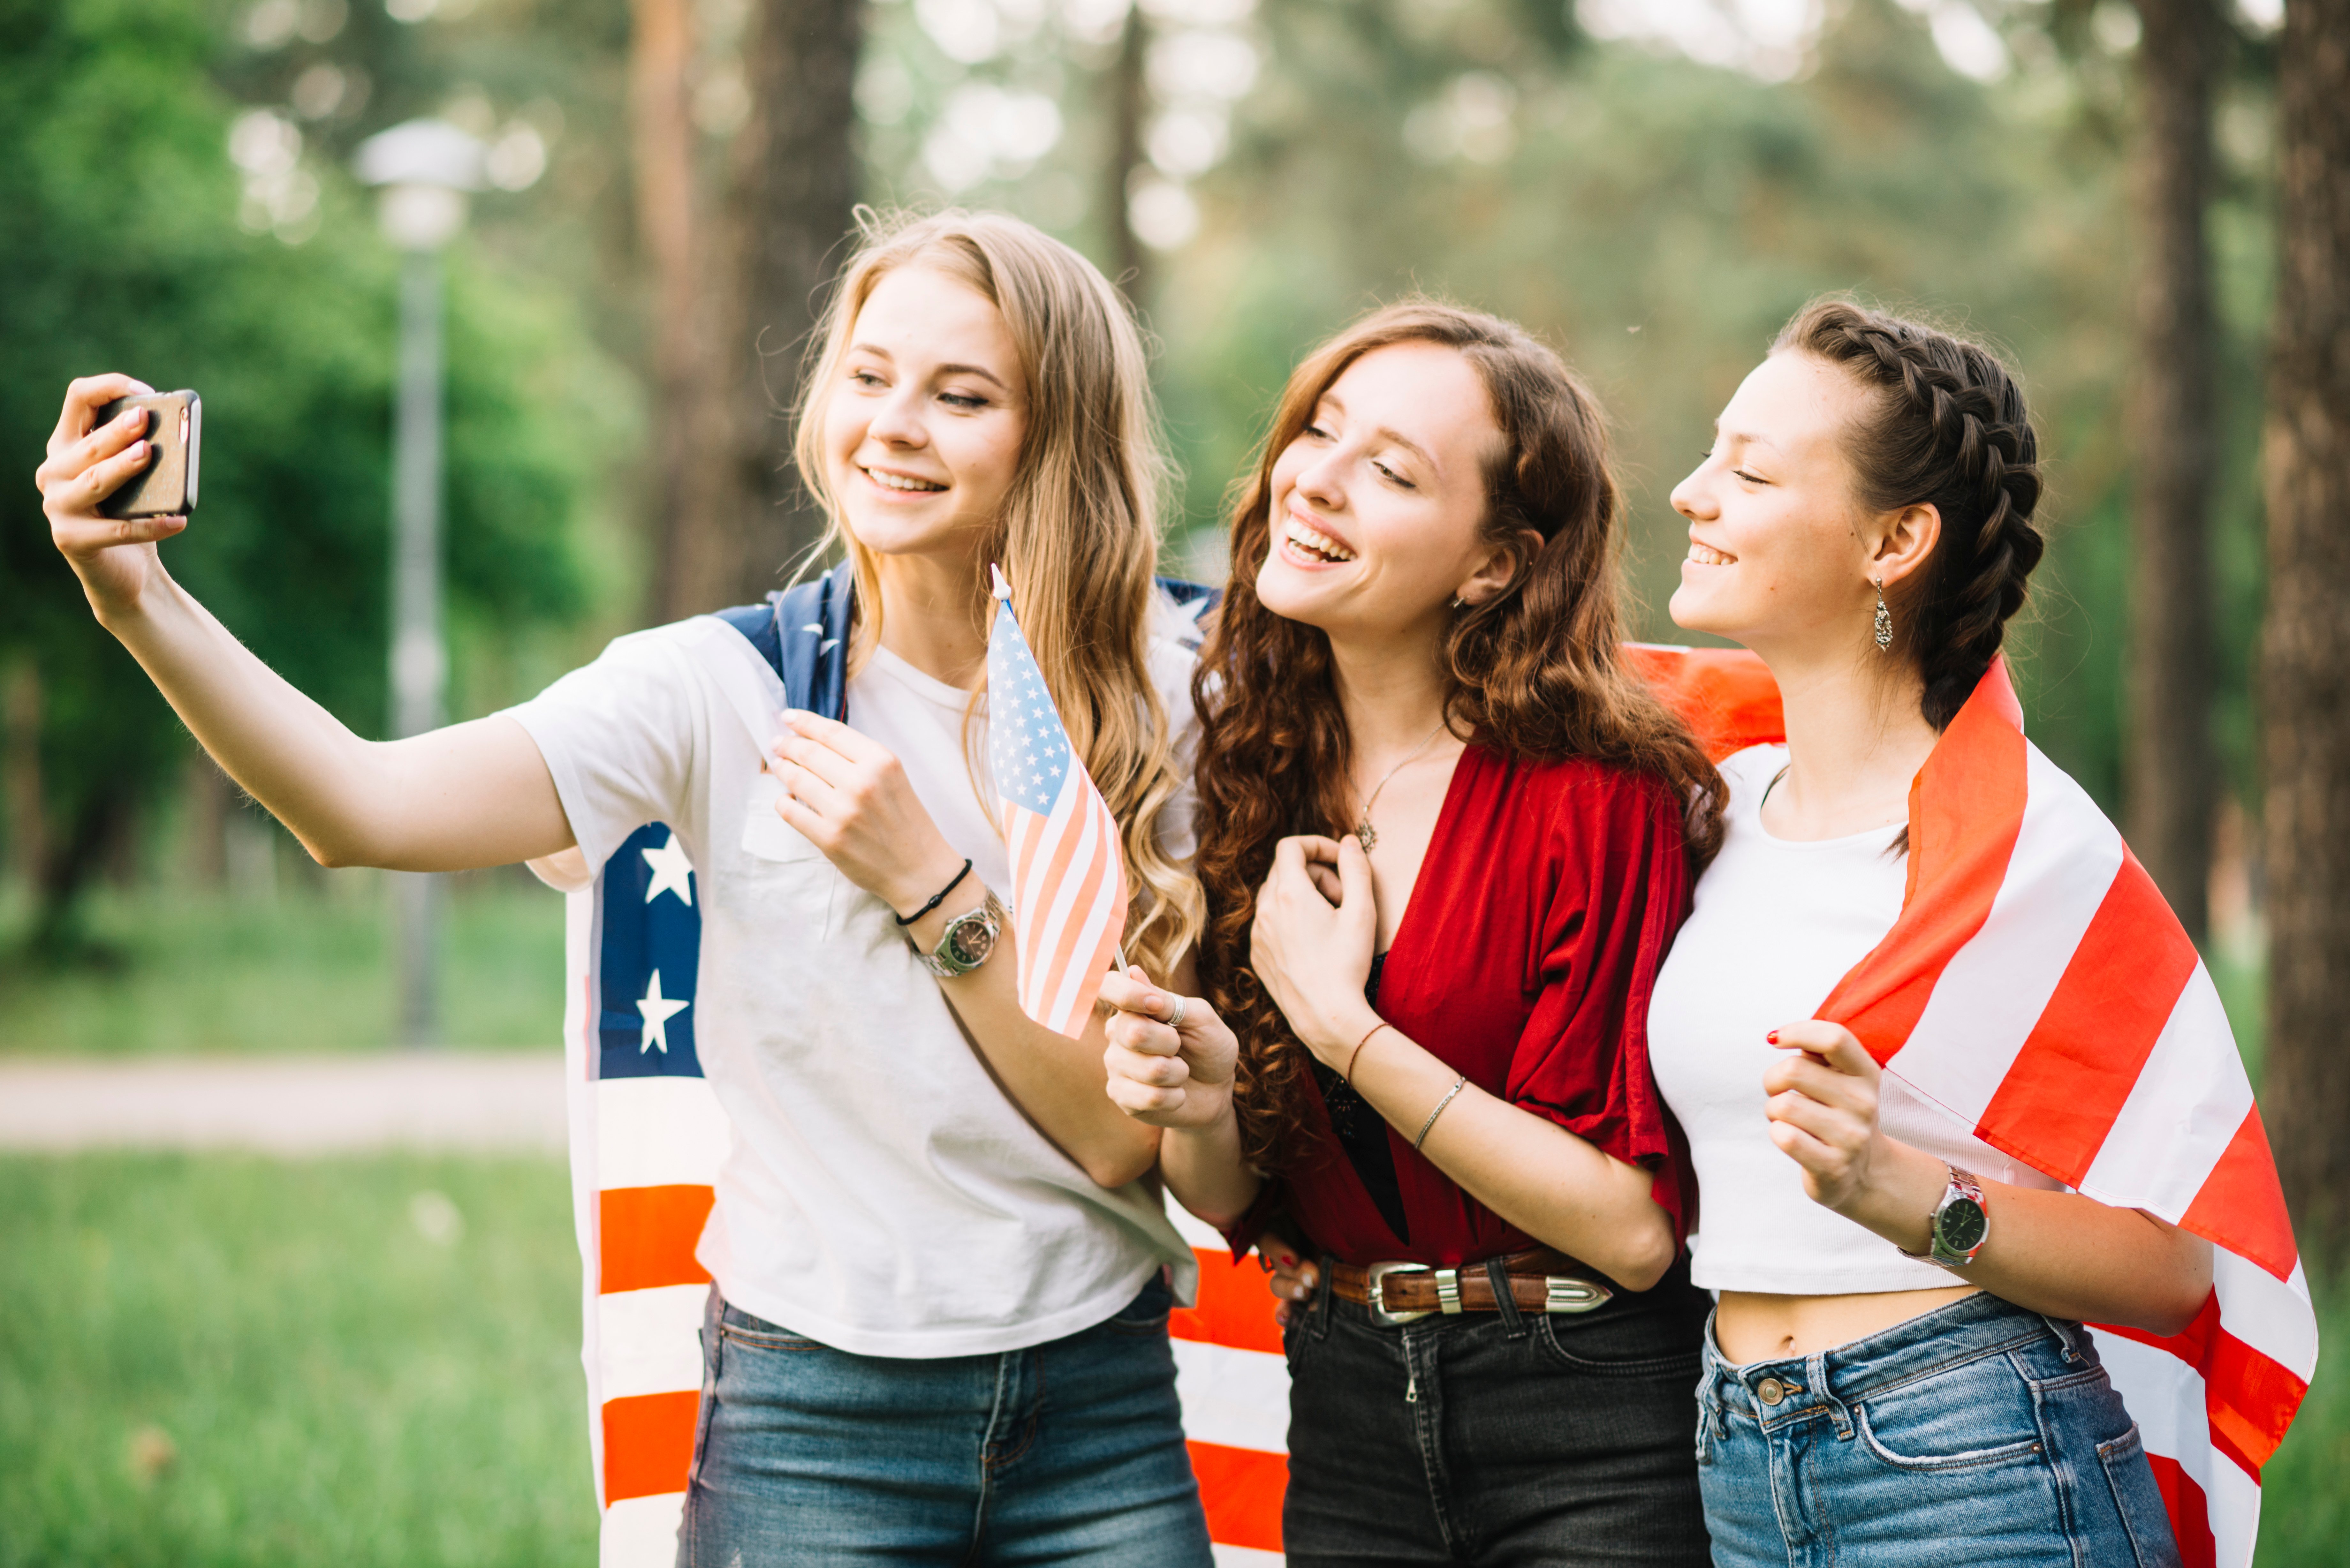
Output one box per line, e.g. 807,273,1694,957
893,858,974,926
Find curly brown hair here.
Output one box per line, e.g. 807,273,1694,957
1194,299,1727,1173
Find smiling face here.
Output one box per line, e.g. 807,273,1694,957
1667,349,1905,659
822,265,1027,566
1254,341,1513,645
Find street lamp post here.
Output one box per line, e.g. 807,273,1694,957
357,120,485,1049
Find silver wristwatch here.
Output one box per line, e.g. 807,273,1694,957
913,890,1005,978
1899,1165,1990,1269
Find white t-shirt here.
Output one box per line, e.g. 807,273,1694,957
507,605,1201,1357
1648,744,2061,1296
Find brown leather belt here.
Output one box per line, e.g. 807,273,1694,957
1328,1247,1614,1326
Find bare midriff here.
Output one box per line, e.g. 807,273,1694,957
1713,1285,1982,1365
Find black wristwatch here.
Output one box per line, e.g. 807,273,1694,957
912,891,1005,978
1899,1165,1990,1269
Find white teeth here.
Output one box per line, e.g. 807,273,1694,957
867,468,945,493
1687,542,1734,566
1284,517,1356,562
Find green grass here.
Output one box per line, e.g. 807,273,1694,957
0,1158,2341,1564
0,1154,595,1568
0,876,567,1053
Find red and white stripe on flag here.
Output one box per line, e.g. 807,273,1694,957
1804,656,2316,1568
1164,1203,1291,1564
556,840,726,1564
985,569,1128,1039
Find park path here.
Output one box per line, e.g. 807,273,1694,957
0,1053,567,1153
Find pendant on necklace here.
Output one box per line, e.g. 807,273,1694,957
1355,821,1377,853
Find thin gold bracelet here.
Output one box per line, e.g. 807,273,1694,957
1343,1021,1391,1082
1413,1074,1467,1151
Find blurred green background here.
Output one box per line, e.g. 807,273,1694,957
0,0,2334,1561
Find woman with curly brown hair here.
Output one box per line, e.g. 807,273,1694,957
1099,301,1722,1566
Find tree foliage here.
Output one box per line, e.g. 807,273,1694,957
1125,0,2274,824
0,0,608,947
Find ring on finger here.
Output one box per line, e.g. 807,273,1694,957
1164,994,1187,1029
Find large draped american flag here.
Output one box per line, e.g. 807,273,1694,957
1806,655,2314,1568
554,630,2308,1568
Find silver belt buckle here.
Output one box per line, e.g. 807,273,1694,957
1543,1275,1612,1314
1364,1260,1433,1325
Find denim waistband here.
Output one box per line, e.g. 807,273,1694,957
1695,1291,2089,1441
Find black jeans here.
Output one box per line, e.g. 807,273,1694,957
1283,1260,1712,1566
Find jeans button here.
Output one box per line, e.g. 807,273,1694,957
1756,1377,1785,1406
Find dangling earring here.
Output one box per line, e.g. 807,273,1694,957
1452,595,1467,612
1872,577,1893,652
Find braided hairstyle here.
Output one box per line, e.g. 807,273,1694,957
1775,300,2047,729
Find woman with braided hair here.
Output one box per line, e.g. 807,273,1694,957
1648,299,2205,1564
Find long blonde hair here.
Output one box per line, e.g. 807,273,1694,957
791,208,1201,980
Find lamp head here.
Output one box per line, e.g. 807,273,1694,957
356,119,486,251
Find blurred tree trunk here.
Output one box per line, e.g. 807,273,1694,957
638,0,860,621
702,0,863,614
1103,6,1150,305
2125,0,2225,945
3,660,40,893
182,751,228,887
33,788,129,956
2260,0,2350,1264
629,0,721,624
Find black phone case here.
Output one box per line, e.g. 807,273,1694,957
96,390,201,519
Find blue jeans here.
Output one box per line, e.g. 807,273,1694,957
1694,1292,2182,1568
678,1277,1213,1567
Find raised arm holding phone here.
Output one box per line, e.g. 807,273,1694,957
36,212,1219,1567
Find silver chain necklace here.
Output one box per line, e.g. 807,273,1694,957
1352,720,1449,853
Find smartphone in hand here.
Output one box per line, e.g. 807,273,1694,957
95,390,201,519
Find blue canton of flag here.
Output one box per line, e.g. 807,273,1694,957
986,608,1072,817
596,823,704,1080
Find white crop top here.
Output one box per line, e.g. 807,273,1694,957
1648,744,2061,1295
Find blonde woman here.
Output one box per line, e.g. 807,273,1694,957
34,211,1214,1565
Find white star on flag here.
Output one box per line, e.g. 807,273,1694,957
636,969,689,1054
641,832,694,906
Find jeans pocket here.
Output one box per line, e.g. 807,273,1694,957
1853,1351,2047,1472
719,1304,826,1352
687,1289,725,1500
2097,1423,2184,1568
1105,1271,1175,1336
1535,1310,1706,1380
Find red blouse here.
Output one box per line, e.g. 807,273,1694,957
1238,744,1696,1271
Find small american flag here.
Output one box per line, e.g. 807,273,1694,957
986,567,1129,1039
